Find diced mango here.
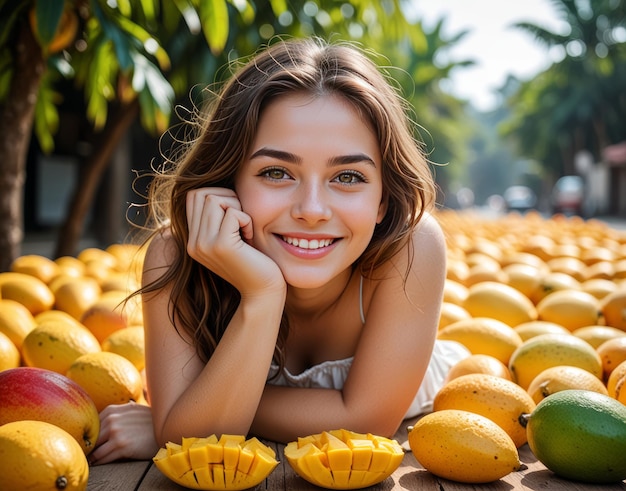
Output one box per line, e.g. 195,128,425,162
249,451,279,481
297,434,318,448
206,442,224,464
166,449,192,477
331,469,351,487
369,447,392,473
165,441,183,455
242,437,276,459
193,465,213,487
188,444,209,470
236,447,255,475
212,463,226,487
302,452,334,487
181,436,198,450
218,434,246,445
348,469,367,486
221,439,240,470
347,439,374,470
154,434,279,490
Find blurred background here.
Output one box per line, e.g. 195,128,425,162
1,0,625,270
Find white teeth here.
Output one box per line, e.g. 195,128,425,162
283,236,334,249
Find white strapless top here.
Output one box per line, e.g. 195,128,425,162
267,339,470,418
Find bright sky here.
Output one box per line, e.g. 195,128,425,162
409,0,570,110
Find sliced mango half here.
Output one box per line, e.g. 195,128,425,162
153,434,278,490
284,429,405,489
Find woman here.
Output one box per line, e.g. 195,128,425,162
90,37,468,465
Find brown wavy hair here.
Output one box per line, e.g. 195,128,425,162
138,37,436,371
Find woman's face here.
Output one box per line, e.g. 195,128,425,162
234,92,386,289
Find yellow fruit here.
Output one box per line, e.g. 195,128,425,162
546,256,587,282
0,272,55,315
463,265,507,287
34,309,86,330
580,278,618,300
82,259,115,285
524,390,626,483
438,317,523,365
462,281,537,327
54,276,102,320
21,320,101,374
407,409,521,483
0,298,37,349
503,262,542,298
584,260,615,281
77,247,118,268
443,279,469,304
530,271,580,305
66,351,144,412
101,325,145,371
80,290,143,343
433,373,535,447
571,325,626,349
600,288,626,330
0,367,100,456
513,320,569,341
520,235,556,262
445,354,512,382
54,256,86,278
100,272,140,294
0,331,20,370
105,243,142,272
154,434,278,491
0,420,88,491
438,302,471,330
446,259,469,284
607,360,626,403
596,336,626,381
501,251,548,272
536,289,601,331
508,333,603,389
526,365,609,404
284,429,403,489
10,254,60,284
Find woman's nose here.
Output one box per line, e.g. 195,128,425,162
291,181,332,223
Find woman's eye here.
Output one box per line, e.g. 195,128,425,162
334,171,366,184
261,167,289,180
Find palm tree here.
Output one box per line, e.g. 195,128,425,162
0,0,433,268
503,0,626,178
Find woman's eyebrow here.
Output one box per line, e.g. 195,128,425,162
250,147,376,167
249,147,301,164
328,154,377,167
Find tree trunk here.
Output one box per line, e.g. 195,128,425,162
53,100,139,258
0,24,45,272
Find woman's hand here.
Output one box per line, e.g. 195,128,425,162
89,402,158,465
186,188,284,295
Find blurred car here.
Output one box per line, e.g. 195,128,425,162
551,175,584,215
503,186,537,213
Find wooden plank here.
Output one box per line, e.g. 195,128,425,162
87,460,151,491
89,418,626,490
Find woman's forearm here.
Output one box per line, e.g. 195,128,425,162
154,289,286,444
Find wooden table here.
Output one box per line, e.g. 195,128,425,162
87,416,626,490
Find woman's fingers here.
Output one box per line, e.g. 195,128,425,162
186,188,242,248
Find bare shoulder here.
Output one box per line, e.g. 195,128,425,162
413,211,446,247
385,211,446,273
142,228,179,284
368,211,446,295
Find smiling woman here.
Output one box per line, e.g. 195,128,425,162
88,37,470,465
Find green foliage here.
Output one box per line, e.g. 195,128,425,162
0,0,472,169
503,0,626,176
30,1,65,48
